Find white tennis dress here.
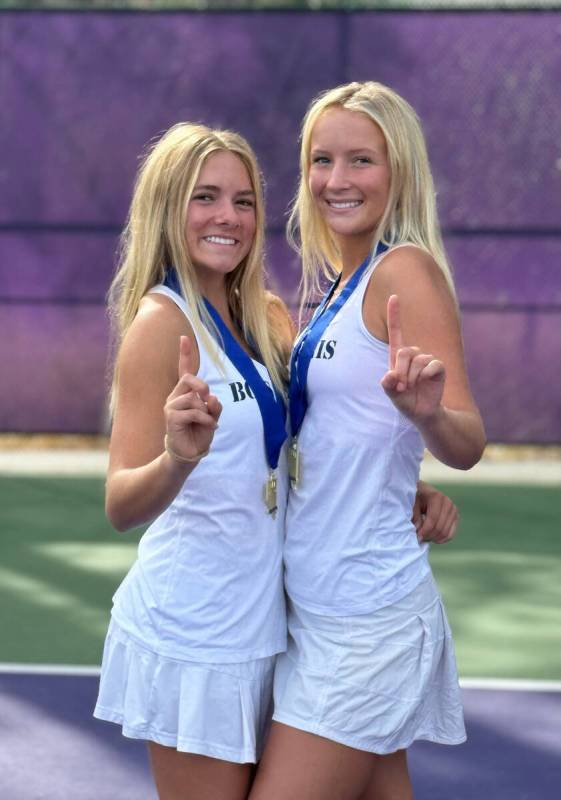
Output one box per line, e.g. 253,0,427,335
274,246,466,753
94,284,288,763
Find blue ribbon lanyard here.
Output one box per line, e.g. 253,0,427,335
288,246,386,440
202,298,287,473
164,269,287,513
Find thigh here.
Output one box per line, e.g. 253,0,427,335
357,750,413,800
148,742,254,800
248,722,376,800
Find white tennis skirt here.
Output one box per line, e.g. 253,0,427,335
272,572,466,754
93,619,276,763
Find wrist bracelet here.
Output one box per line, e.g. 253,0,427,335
164,435,210,464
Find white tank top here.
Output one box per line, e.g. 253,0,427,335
284,246,430,615
111,284,287,662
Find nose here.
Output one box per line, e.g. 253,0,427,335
325,159,351,192
213,198,239,227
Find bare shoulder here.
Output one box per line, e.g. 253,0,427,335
373,245,452,303
265,291,293,321
118,292,199,386
364,245,457,341
265,291,296,348
136,292,193,333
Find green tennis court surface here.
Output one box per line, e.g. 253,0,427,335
1,477,559,680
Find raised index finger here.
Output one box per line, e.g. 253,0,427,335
178,335,195,379
387,294,404,368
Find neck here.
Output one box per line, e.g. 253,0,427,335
340,252,371,282
338,240,372,281
197,274,231,321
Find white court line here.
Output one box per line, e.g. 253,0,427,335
0,663,101,676
460,677,561,693
421,459,561,486
0,449,560,484
0,663,559,692
0,450,109,476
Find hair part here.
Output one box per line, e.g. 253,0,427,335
108,122,287,409
287,81,456,313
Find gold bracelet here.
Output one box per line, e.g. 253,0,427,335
164,435,210,464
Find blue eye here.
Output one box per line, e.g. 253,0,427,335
312,155,330,165
353,156,373,165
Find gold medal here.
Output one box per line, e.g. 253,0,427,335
264,471,278,516
288,438,300,488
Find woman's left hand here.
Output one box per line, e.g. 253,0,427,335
381,294,445,423
412,480,459,544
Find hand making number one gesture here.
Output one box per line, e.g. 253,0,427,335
164,336,222,463
380,295,446,423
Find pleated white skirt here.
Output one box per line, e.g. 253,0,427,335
273,572,466,754
94,619,275,763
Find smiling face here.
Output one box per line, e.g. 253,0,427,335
185,150,257,292
308,106,391,267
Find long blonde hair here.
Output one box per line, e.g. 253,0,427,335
108,122,287,405
288,81,455,308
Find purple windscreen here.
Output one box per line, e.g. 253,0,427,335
0,10,559,441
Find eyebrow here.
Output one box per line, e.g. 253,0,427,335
311,147,380,156
193,184,255,196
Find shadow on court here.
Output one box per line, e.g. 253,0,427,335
0,674,559,800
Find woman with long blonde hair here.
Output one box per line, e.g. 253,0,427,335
250,82,486,800
94,122,293,800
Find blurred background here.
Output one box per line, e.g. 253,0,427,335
0,2,559,799
0,0,559,442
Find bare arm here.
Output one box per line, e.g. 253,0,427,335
105,295,221,532
364,246,486,469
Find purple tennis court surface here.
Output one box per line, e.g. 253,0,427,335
0,673,559,799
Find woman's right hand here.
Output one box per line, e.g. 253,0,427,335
381,295,446,425
164,336,222,462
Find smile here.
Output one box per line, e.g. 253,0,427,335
326,200,362,209
203,236,238,246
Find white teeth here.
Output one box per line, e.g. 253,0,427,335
204,236,237,245
328,200,362,209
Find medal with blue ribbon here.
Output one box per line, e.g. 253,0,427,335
288,245,387,486
164,270,287,515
